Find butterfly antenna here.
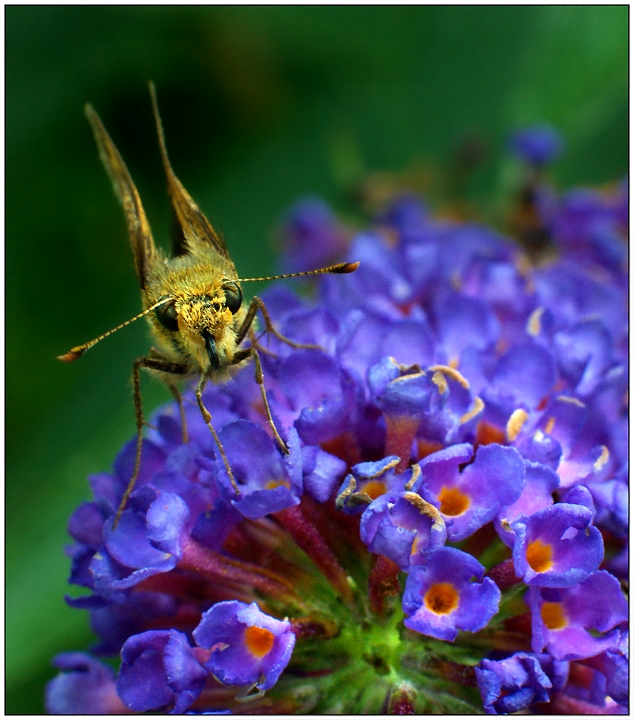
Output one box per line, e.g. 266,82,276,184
57,297,172,362
238,260,360,283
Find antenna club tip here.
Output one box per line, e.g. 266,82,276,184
338,261,360,274
57,348,85,363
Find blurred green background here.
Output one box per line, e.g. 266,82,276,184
6,6,627,713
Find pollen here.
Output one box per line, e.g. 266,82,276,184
431,371,448,395
506,408,529,441
438,486,470,516
593,445,610,471
544,416,556,435
540,601,567,630
459,396,485,425
362,480,387,500
428,365,470,389
265,478,290,490
424,582,459,615
527,307,544,336
526,538,554,573
244,625,276,658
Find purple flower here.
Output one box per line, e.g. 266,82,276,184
336,456,405,514
417,442,525,540
216,420,303,519
512,503,604,587
117,630,208,714
495,460,559,547
590,476,627,540
46,653,127,714
368,356,481,451
375,193,428,235
581,626,629,708
527,570,628,660
510,125,564,166
301,444,348,503
193,601,295,692
51,147,627,713
90,488,189,595
277,350,361,445
278,197,348,274
534,262,626,343
433,291,500,363
402,547,501,641
475,652,552,714
546,187,628,273
554,319,617,397
481,340,557,419
360,490,447,570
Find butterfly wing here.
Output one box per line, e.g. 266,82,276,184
85,104,157,290
149,83,233,268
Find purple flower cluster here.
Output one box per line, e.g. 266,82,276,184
48,136,627,714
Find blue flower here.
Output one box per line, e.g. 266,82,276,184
495,460,559,546
336,456,405,514
512,503,604,587
417,442,525,541
581,626,629,708
510,125,564,166
216,421,303,518
547,187,628,272
117,630,208,714
360,490,447,570
402,547,501,641
193,601,296,692
49,149,627,713
526,570,628,661
277,196,348,274
475,652,552,714
46,653,127,714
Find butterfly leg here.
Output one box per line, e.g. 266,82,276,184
113,356,188,530
235,296,322,351
232,346,289,455
195,374,240,495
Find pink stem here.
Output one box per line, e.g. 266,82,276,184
486,558,520,591
178,534,299,605
384,415,419,473
275,504,353,604
387,684,416,714
368,554,401,616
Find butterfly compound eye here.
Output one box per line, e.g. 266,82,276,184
155,298,179,332
223,282,242,314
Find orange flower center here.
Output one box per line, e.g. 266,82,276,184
438,486,470,516
476,421,506,446
417,439,444,460
362,480,387,500
424,582,459,615
526,539,553,573
244,625,275,658
540,601,567,630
